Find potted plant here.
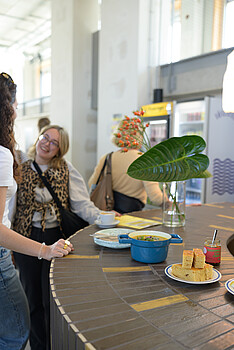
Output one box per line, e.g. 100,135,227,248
127,133,212,226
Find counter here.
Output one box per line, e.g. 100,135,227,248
50,203,234,350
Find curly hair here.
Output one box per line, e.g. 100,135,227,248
0,73,20,181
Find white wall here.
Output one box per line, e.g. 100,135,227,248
14,115,45,153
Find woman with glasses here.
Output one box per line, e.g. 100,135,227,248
12,124,101,350
0,72,73,350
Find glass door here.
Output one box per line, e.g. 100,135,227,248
174,100,206,204
147,119,169,147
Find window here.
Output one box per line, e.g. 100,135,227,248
159,0,234,65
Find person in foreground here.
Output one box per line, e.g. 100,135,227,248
89,116,164,213
0,72,73,350
12,124,101,350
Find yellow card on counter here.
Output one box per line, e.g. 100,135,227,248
117,215,161,229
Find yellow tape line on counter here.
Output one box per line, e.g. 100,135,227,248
209,225,234,232
103,266,151,273
131,294,188,312
204,204,224,208
63,255,99,259
217,214,234,220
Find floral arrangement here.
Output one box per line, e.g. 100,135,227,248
114,110,150,152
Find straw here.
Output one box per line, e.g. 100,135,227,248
212,229,218,245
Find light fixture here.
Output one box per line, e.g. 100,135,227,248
222,49,234,112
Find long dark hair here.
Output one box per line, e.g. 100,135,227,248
0,72,20,180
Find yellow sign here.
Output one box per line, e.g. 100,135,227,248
142,102,173,117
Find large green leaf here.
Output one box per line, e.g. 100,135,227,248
127,135,212,182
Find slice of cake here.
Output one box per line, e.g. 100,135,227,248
171,264,206,282
204,263,213,280
193,248,205,268
182,250,194,268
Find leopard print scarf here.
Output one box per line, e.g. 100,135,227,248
13,159,70,237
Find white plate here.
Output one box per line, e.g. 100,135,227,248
95,219,120,229
93,228,133,249
225,278,234,295
165,264,222,284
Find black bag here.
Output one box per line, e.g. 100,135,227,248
113,191,145,214
90,152,114,211
59,208,88,238
33,161,88,239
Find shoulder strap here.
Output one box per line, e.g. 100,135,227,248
106,152,113,175
95,152,112,185
33,161,63,210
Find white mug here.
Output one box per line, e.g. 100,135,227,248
98,211,115,225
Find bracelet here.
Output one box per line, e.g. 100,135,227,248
38,242,45,260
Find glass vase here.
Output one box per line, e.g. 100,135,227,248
163,181,186,227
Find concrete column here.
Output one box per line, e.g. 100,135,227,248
51,0,98,182
97,0,154,159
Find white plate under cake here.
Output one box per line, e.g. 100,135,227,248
165,264,222,284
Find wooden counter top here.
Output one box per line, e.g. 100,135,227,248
50,203,234,350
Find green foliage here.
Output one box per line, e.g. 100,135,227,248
127,135,212,182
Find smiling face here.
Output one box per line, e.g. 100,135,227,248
35,128,60,165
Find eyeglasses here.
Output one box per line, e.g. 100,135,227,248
0,72,14,85
39,134,59,148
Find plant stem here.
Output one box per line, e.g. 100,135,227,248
167,183,185,224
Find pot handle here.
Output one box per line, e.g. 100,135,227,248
118,234,131,244
170,233,183,244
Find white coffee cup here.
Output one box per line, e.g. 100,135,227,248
98,211,115,225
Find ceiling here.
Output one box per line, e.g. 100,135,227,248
0,0,51,56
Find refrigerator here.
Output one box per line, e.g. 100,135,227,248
205,96,234,203
173,96,234,204
173,99,208,204
141,102,172,208
141,102,173,147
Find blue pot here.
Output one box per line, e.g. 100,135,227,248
119,231,183,263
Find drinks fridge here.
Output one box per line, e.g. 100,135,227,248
173,96,234,204
141,102,172,208
142,102,172,147
173,99,208,204
141,97,234,205
204,96,234,203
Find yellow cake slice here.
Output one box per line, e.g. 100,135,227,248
204,263,213,280
193,248,205,268
182,250,194,268
171,264,206,282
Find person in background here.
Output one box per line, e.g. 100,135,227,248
38,116,50,133
12,124,101,350
88,116,164,214
0,72,73,350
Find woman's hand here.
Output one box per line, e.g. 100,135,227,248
42,239,74,261
113,210,122,217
